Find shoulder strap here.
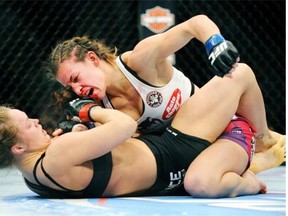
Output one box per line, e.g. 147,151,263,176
32,152,45,186
83,152,113,196
33,152,70,191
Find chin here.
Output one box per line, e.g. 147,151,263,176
92,95,102,102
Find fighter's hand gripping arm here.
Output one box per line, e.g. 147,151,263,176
49,98,137,165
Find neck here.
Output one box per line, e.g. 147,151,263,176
15,149,46,177
106,64,128,97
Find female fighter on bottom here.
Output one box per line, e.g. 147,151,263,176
0,63,284,198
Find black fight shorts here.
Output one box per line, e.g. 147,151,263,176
136,126,211,196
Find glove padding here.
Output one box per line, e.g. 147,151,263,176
58,120,79,133
57,120,95,133
65,98,98,122
205,34,240,77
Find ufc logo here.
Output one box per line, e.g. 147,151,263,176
164,169,185,191
208,42,228,65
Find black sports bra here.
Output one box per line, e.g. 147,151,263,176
24,152,112,198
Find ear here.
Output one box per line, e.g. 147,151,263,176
11,143,25,155
86,51,100,66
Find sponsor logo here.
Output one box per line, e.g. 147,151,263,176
141,6,175,33
163,169,185,192
146,91,163,107
208,41,228,65
162,89,181,120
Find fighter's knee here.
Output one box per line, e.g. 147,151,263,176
232,63,256,86
235,63,255,78
184,174,216,198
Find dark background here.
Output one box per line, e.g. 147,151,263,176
0,0,285,134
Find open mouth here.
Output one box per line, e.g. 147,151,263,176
88,88,94,97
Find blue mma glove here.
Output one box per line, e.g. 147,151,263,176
205,34,240,77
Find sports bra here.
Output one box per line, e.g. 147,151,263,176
24,151,112,198
101,55,194,134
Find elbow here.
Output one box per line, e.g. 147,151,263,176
120,117,137,138
192,14,210,22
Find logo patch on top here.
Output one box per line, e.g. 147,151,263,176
162,89,182,119
146,91,163,107
141,6,175,33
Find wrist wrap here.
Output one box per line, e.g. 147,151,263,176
79,104,97,122
205,34,225,53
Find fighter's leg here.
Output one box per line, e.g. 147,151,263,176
183,138,266,198
171,63,267,143
172,63,284,158
183,117,267,198
171,63,285,173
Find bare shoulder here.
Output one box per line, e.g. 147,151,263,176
118,51,142,73
121,51,132,63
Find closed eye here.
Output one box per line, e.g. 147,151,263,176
69,73,79,84
72,75,79,83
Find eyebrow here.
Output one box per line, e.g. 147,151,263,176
68,71,77,85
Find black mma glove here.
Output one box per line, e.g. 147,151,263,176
65,98,99,122
205,34,240,77
57,120,95,133
58,120,79,133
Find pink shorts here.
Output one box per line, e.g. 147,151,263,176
218,115,256,170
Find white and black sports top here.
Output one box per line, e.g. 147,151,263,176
102,55,194,134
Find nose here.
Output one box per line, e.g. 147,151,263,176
70,83,83,96
32,119,40,126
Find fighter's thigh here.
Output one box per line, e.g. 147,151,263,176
185,139,249,181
